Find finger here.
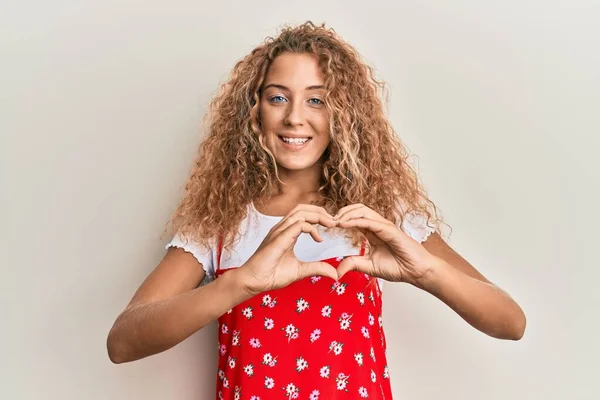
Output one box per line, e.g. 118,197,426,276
336,218,400,243
298,261,338,281
275,211,338,234
333,203,364,219
337,256,376,279
337,205,393,225
276,220,323,249
287,204,335,220
270,204,335,231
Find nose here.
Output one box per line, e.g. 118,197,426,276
283,99,304,126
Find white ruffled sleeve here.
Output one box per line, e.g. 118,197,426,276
165,232,216,285
399,211,436,243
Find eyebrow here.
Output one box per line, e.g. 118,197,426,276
262,83,326,91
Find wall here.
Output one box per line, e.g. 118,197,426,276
2,1,598,398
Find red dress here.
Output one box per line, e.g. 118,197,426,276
214,237,393,400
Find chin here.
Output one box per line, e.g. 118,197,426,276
275,158,320,171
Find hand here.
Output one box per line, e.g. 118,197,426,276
238,204,340,296
334,203,437,286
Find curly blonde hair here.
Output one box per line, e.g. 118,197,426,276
167,21,448,252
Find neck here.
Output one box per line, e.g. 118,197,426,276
276,163,322,198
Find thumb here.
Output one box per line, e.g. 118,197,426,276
337,256,376,280
298,261,338,281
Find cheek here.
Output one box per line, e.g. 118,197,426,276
259,105,281,131
312,113,330,136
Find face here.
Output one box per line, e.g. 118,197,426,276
259,52,330,172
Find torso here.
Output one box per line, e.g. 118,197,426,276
214,237,393,400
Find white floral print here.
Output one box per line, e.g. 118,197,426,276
261,295,277,308
333,343,343,355
359,386,369,398
339,313,352,331
264,376,275,389
264,317,274,330
242,306,253,319
361,326,370,338
310,329,321,343
357,291,365,305
261,294,272,306
283,324,299,342
329,340,344,355
296,357,308,372
262,352,277,367
331,281,349,295
354,352,364,366
214,248,392,398
296,297,309,313
284,382,300,398
336,372,349,391
263,353,273,364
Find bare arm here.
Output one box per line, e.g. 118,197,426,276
107,205,342,364
106,247,251,364
418,233,526,340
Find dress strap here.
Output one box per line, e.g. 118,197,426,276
216,234,223,271
359,237,367,256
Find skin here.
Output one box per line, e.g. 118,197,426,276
258,52,331,210
106,52,525,365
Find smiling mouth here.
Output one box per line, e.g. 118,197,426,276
278,136,313,145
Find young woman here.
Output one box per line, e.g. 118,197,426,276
107,22,526,400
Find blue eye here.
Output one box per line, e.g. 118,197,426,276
270,96,287,103
308,98,324,105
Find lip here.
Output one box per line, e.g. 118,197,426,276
278,135,312,151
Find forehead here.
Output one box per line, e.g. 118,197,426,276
264,52,325,87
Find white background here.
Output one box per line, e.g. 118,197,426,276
1,1,598,398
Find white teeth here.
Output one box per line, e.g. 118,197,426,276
282,137,310,144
